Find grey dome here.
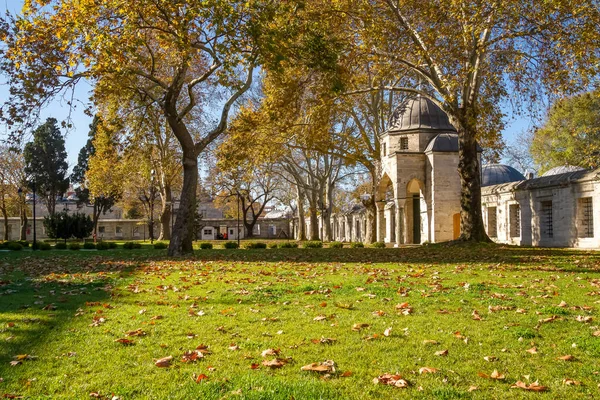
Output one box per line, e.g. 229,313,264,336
541,165,585,177
425,133,483,153
388,96,456,133
482,164,526,187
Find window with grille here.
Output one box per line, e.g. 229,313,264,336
487,207,497,237
578,197,594,238
541,201,553,238
400,137,409,150
509,204,521,237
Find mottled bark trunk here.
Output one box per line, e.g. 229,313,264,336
364,199,376,244
308,189,320,240
158,186,172,241
323,187,333,242
296,187,307,241
457,121,490,242
169,153,198,255
19,209,27,241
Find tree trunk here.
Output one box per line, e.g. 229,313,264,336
168,153,198,256
457,121,490,242
2,209,8,241
19,208,27,241
158,186,172,241
308,188,320,240
296,187,307,241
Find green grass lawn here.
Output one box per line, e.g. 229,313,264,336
1,244,600,399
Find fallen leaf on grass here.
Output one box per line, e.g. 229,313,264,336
154,356,173,367
468,386,478,392
352,323,369,331
115,338,134,345
576,315,593,323
341,371,352,377
261,348,280,357
483,356,497,362
262,358,287,368
563,378,580,386
383,327,392,337
125,328,146,337
434,350,448,356
472,310,481,320
557,354,575,361
193,373,208,383
250,363,259,369
181,350,204,363
419,367,438,374
301,360,336,373
313,315,327,321
373,373,409,388
511,381,547,392
478,370,505,380
423,340,439,345
228,344,240,351
372,310,386,317
311,337,336,344
526,347,538,354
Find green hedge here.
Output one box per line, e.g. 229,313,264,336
38,242,52,251
154,242,168,249
83,242,96,250
371,242,386,248
7,242,23,251
69,243,81,251
199,242,213,250
329,241,343,249
54,242,67,250
279,242,299,248
303,241,323,249
350,242,364,248
123,242,142,249
223,241,239,249
244,242,267,249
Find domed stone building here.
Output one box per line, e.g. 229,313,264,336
374,95,482,245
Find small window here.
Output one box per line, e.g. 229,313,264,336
541,201,553,238
487,207,497,238
116,226,123,234
203,229,212,235
98,226,106,234
578,197,594,238
400,137,409,150
253,224,261,236
270,225,276,235
509,204,521,238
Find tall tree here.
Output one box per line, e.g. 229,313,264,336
0,146,26,240
0,0,290,255
71,116,120,236
23,118,69,215
85,119,125,235
531,90,600,174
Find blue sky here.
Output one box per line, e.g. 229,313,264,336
0,0,537,172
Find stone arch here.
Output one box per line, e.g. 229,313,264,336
405,178,428,244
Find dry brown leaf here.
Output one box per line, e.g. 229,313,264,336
154,355,173,367
419,367,438,374
352,323,369,331
125,328,146,337
423,340,439,345
483,356,497,362
526,347,538,354
301,360,336,373
557,354,575,361
468,386,478,392
115,338,134,345
576,315,593,323
435,350,448,356
511,381,547,392
313,315,327,321
478,370,505,380
262,358,287,368
228,344,240,351
384,327,392,337
193,373,209,383
373,373,409,388
563,378,581,386
261,348,280,357
472,310,481,320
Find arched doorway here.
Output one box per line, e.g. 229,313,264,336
406,179,427,244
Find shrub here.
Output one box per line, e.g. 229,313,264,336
38,242,52,251
7,242,23,251
96,242,110,251
279,242,299,249
269,242,279,249
54,242,67,250
244,242,267,249
83,242,96,250
69,243,81,251
108,242,118,249
350,242,364,248
303,241,323,249
153,242,168,249
223,241,239,249
371,242,386,248
123,242,142,249
329,241,343,249
0,242,5,249
199,242,213,250
18,240,30,248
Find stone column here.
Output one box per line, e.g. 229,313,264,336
395,199,404,247
377,202,385,242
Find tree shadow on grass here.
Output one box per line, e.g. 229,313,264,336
0,258,137,397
